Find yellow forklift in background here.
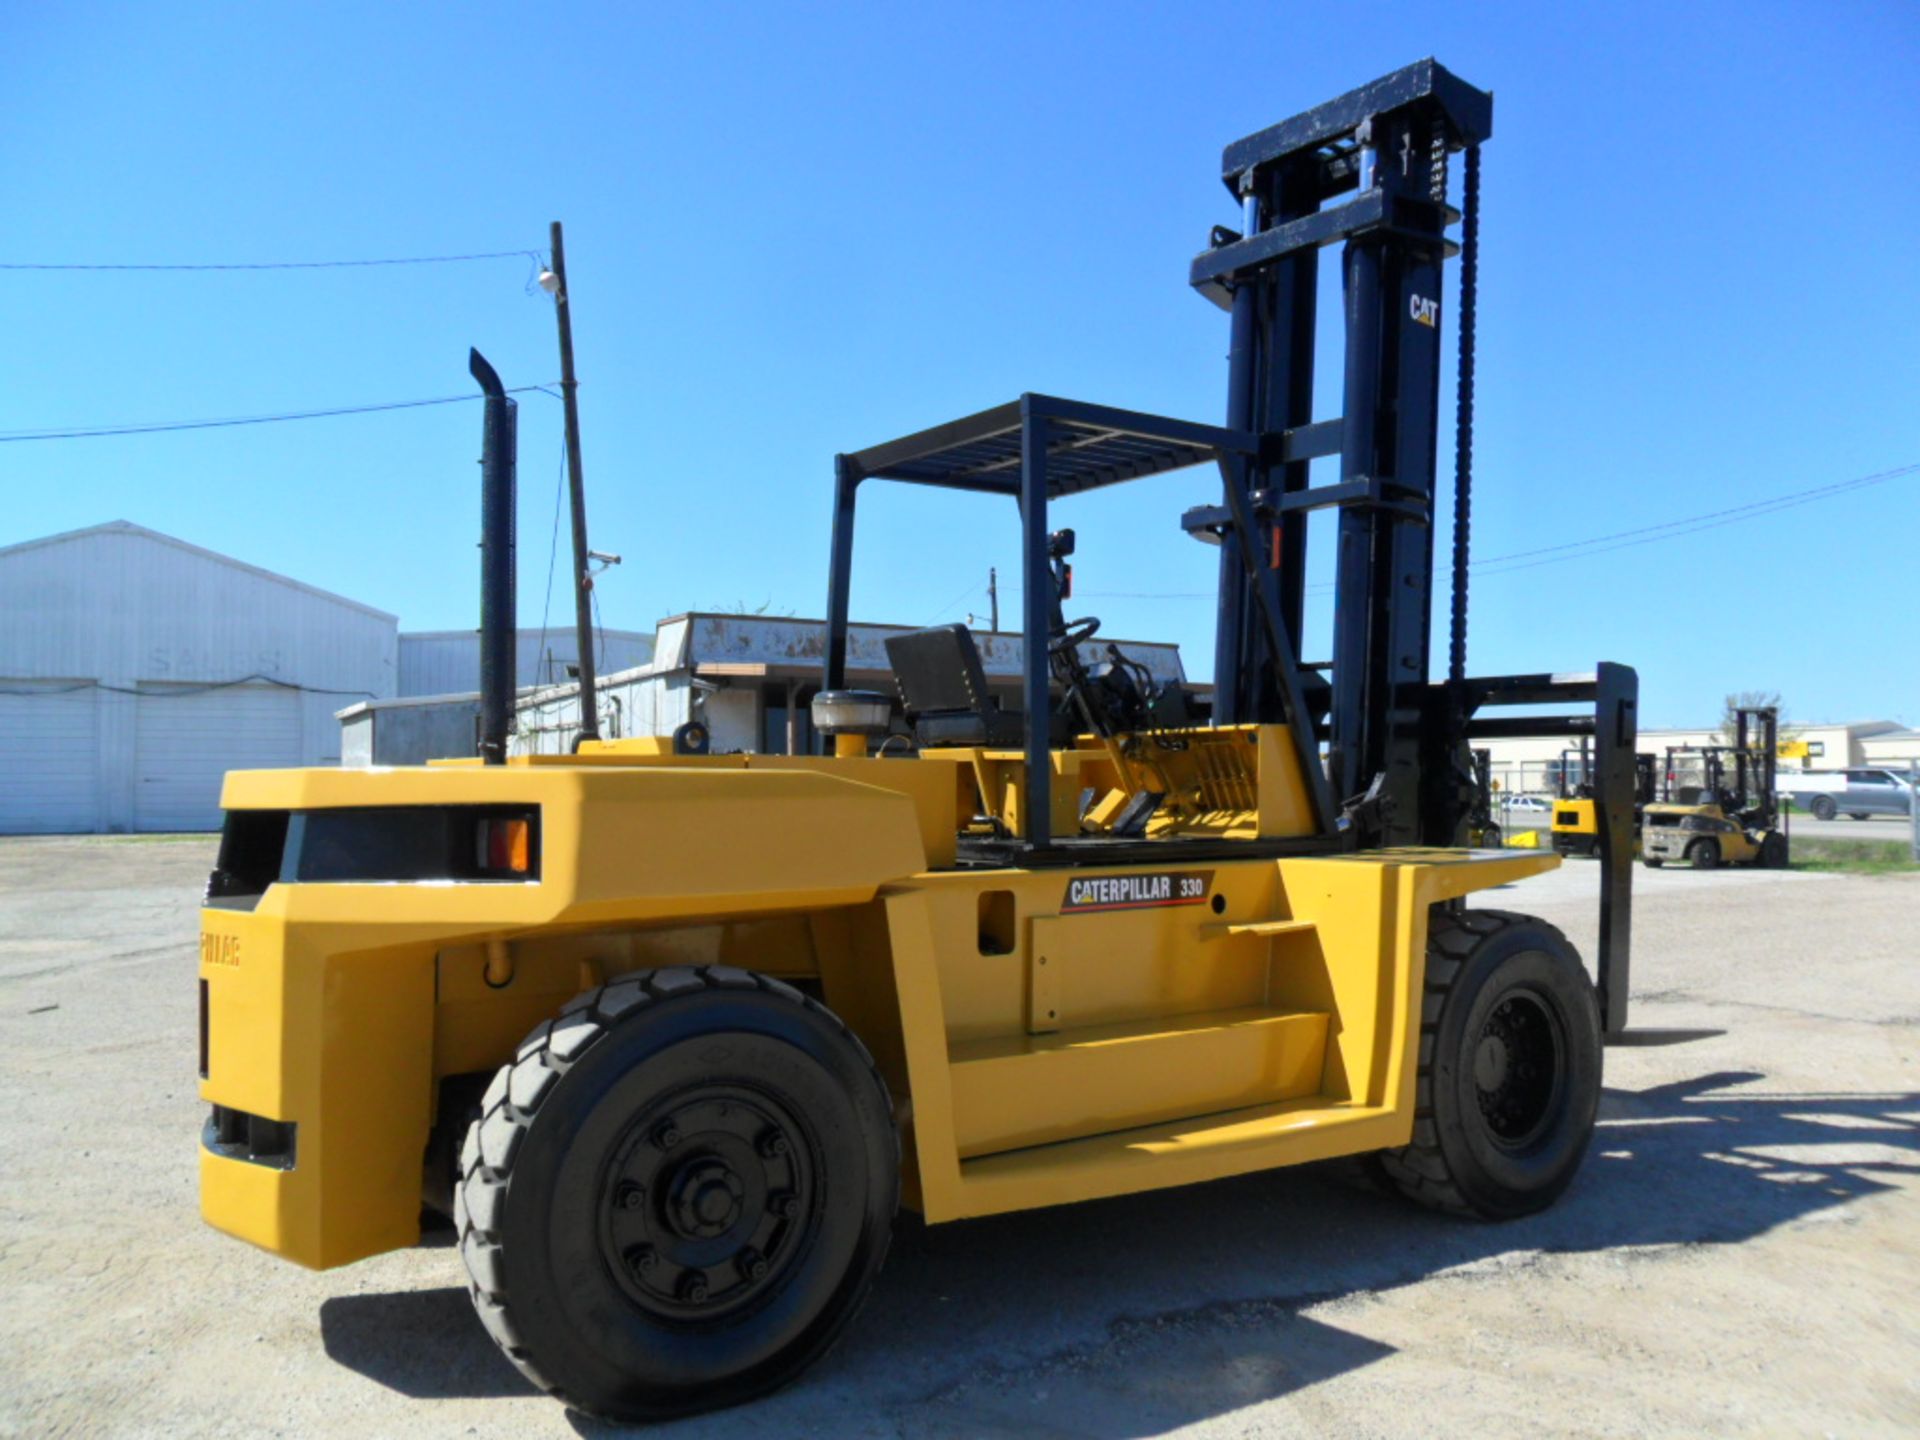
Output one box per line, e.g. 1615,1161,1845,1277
1641,707,1787,869
196,63,1643,1421
1552,744,1657,858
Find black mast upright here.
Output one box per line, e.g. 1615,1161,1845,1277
1191,60,1493,840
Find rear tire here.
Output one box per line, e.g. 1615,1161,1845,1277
1378,909,1602,1220
1758,831,1789,869
1848,813,1870,822
1810,795,1837,821
1641,856,1664,869
456,967,898,1422
1687,838,1721,870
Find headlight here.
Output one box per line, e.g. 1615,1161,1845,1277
206,804,541,910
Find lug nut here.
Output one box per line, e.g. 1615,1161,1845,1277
772,1193,799,1219
758,1132,789,1159
655,1123,681,1150
627,1244,658,1274
617,1183,645,1211
739,1248,769,1281
680,1274,710,1303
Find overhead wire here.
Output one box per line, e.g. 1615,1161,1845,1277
534,427,570,687
0,250,542,272
1017,459,1918,602
925,580,987,626
1470,462,1920,575
0,385,560,442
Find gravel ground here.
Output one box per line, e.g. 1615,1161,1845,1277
1,836,1916,1438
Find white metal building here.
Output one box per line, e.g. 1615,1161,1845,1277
1861,728,1920,766
397,628,654,697
0,522,397,833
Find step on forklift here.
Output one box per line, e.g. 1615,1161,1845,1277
1641,706,1787,869
1551,742,1658,857
195,62,1641,1421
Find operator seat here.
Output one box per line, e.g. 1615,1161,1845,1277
884,624,1026,748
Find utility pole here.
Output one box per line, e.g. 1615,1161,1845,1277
547,220,599,748
988,566,999,632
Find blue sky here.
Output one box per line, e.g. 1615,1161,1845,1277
4,2,1915,727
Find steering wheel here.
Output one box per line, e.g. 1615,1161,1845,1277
1049,616,1101,654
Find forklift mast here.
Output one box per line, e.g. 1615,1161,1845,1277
1190,62,1488,822
1733,705,1779,822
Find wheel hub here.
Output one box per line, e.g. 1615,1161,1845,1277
598,1087,814,1322
1473,1034,1510,1091
668,1161,745,1238
1472,990,1563,1150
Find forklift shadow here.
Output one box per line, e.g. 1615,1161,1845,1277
319,1071,1920,1435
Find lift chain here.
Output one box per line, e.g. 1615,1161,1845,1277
1446,143,1481,685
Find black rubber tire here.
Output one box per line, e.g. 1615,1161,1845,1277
1480,825,1503,850
1687,838,1721,870
1641,856,1664,869
1848,813,1870,823
1378,909,1602,1220
456,966,898,1422
1810,795,1837,822
1758,831,1789,869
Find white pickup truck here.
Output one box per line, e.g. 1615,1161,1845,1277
1776,768,1917,821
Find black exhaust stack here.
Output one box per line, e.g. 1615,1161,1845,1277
470,348,517,765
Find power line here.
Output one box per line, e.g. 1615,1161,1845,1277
925,580,986,626
535,428,570,686
1471,462,1920,571
0,384,558,442
996,458,1918,599
0,250,542,272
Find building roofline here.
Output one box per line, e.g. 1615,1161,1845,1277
0,520,399,624
399,627,655,642
656,611,1182,654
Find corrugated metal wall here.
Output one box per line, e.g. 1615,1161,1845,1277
0,523,397,832
397,629,654,697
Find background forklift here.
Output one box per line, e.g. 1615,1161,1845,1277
1468,746,1503,848
196,62,1641,1422
1642,706,1787,869
1551,742,1658,858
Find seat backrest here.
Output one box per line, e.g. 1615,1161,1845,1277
885,623,996,716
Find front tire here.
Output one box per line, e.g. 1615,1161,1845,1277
1758,831,1789,868
1810,795,1837,821
1641,856,1664,869
456,967,899,1422
1379,909,1602,1219
1688,838,1721,870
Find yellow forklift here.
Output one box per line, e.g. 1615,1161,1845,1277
196,63,1642,1421
1641,707,1787,869
1551,744,1658,858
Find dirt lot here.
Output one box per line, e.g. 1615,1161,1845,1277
2,836,1916,1438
